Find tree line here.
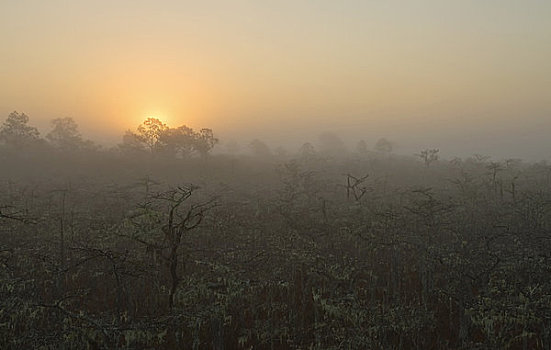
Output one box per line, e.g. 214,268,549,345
0,112,218,158
0,111,444,168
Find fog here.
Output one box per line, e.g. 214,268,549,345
2,1,551,349
3,111,550,162
2,1,550,162
2,112,551,348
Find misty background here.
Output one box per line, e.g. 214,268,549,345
3,2,551,348
1,0,550,161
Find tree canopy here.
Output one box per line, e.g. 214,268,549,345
47,118,79,150
121,118,218,158
0,111,41,149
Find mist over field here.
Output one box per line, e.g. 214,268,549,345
2,1,551,161
2,1,551,349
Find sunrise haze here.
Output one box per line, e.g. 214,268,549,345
1,0,550,158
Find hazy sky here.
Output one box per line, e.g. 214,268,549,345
1,0,550,158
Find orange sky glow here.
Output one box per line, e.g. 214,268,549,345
1,0,550,158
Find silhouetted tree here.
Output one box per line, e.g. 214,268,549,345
135,117,169,153
417,148,439,167
0,111,41,149
193,128,218,157
122,118,218,158
46,117,93,151
159,125,196,158
120,130,148,154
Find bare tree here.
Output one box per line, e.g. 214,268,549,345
129,185,217,309
417,148,439,167
0,205,33,223
344,173,370,201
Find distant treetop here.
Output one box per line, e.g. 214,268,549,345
120,117,218,158
0,111,41,149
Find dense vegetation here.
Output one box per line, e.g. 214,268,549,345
1,112,551,349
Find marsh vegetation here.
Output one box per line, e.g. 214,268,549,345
1,113,551,349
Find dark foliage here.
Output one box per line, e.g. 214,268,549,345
1,117,551,349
